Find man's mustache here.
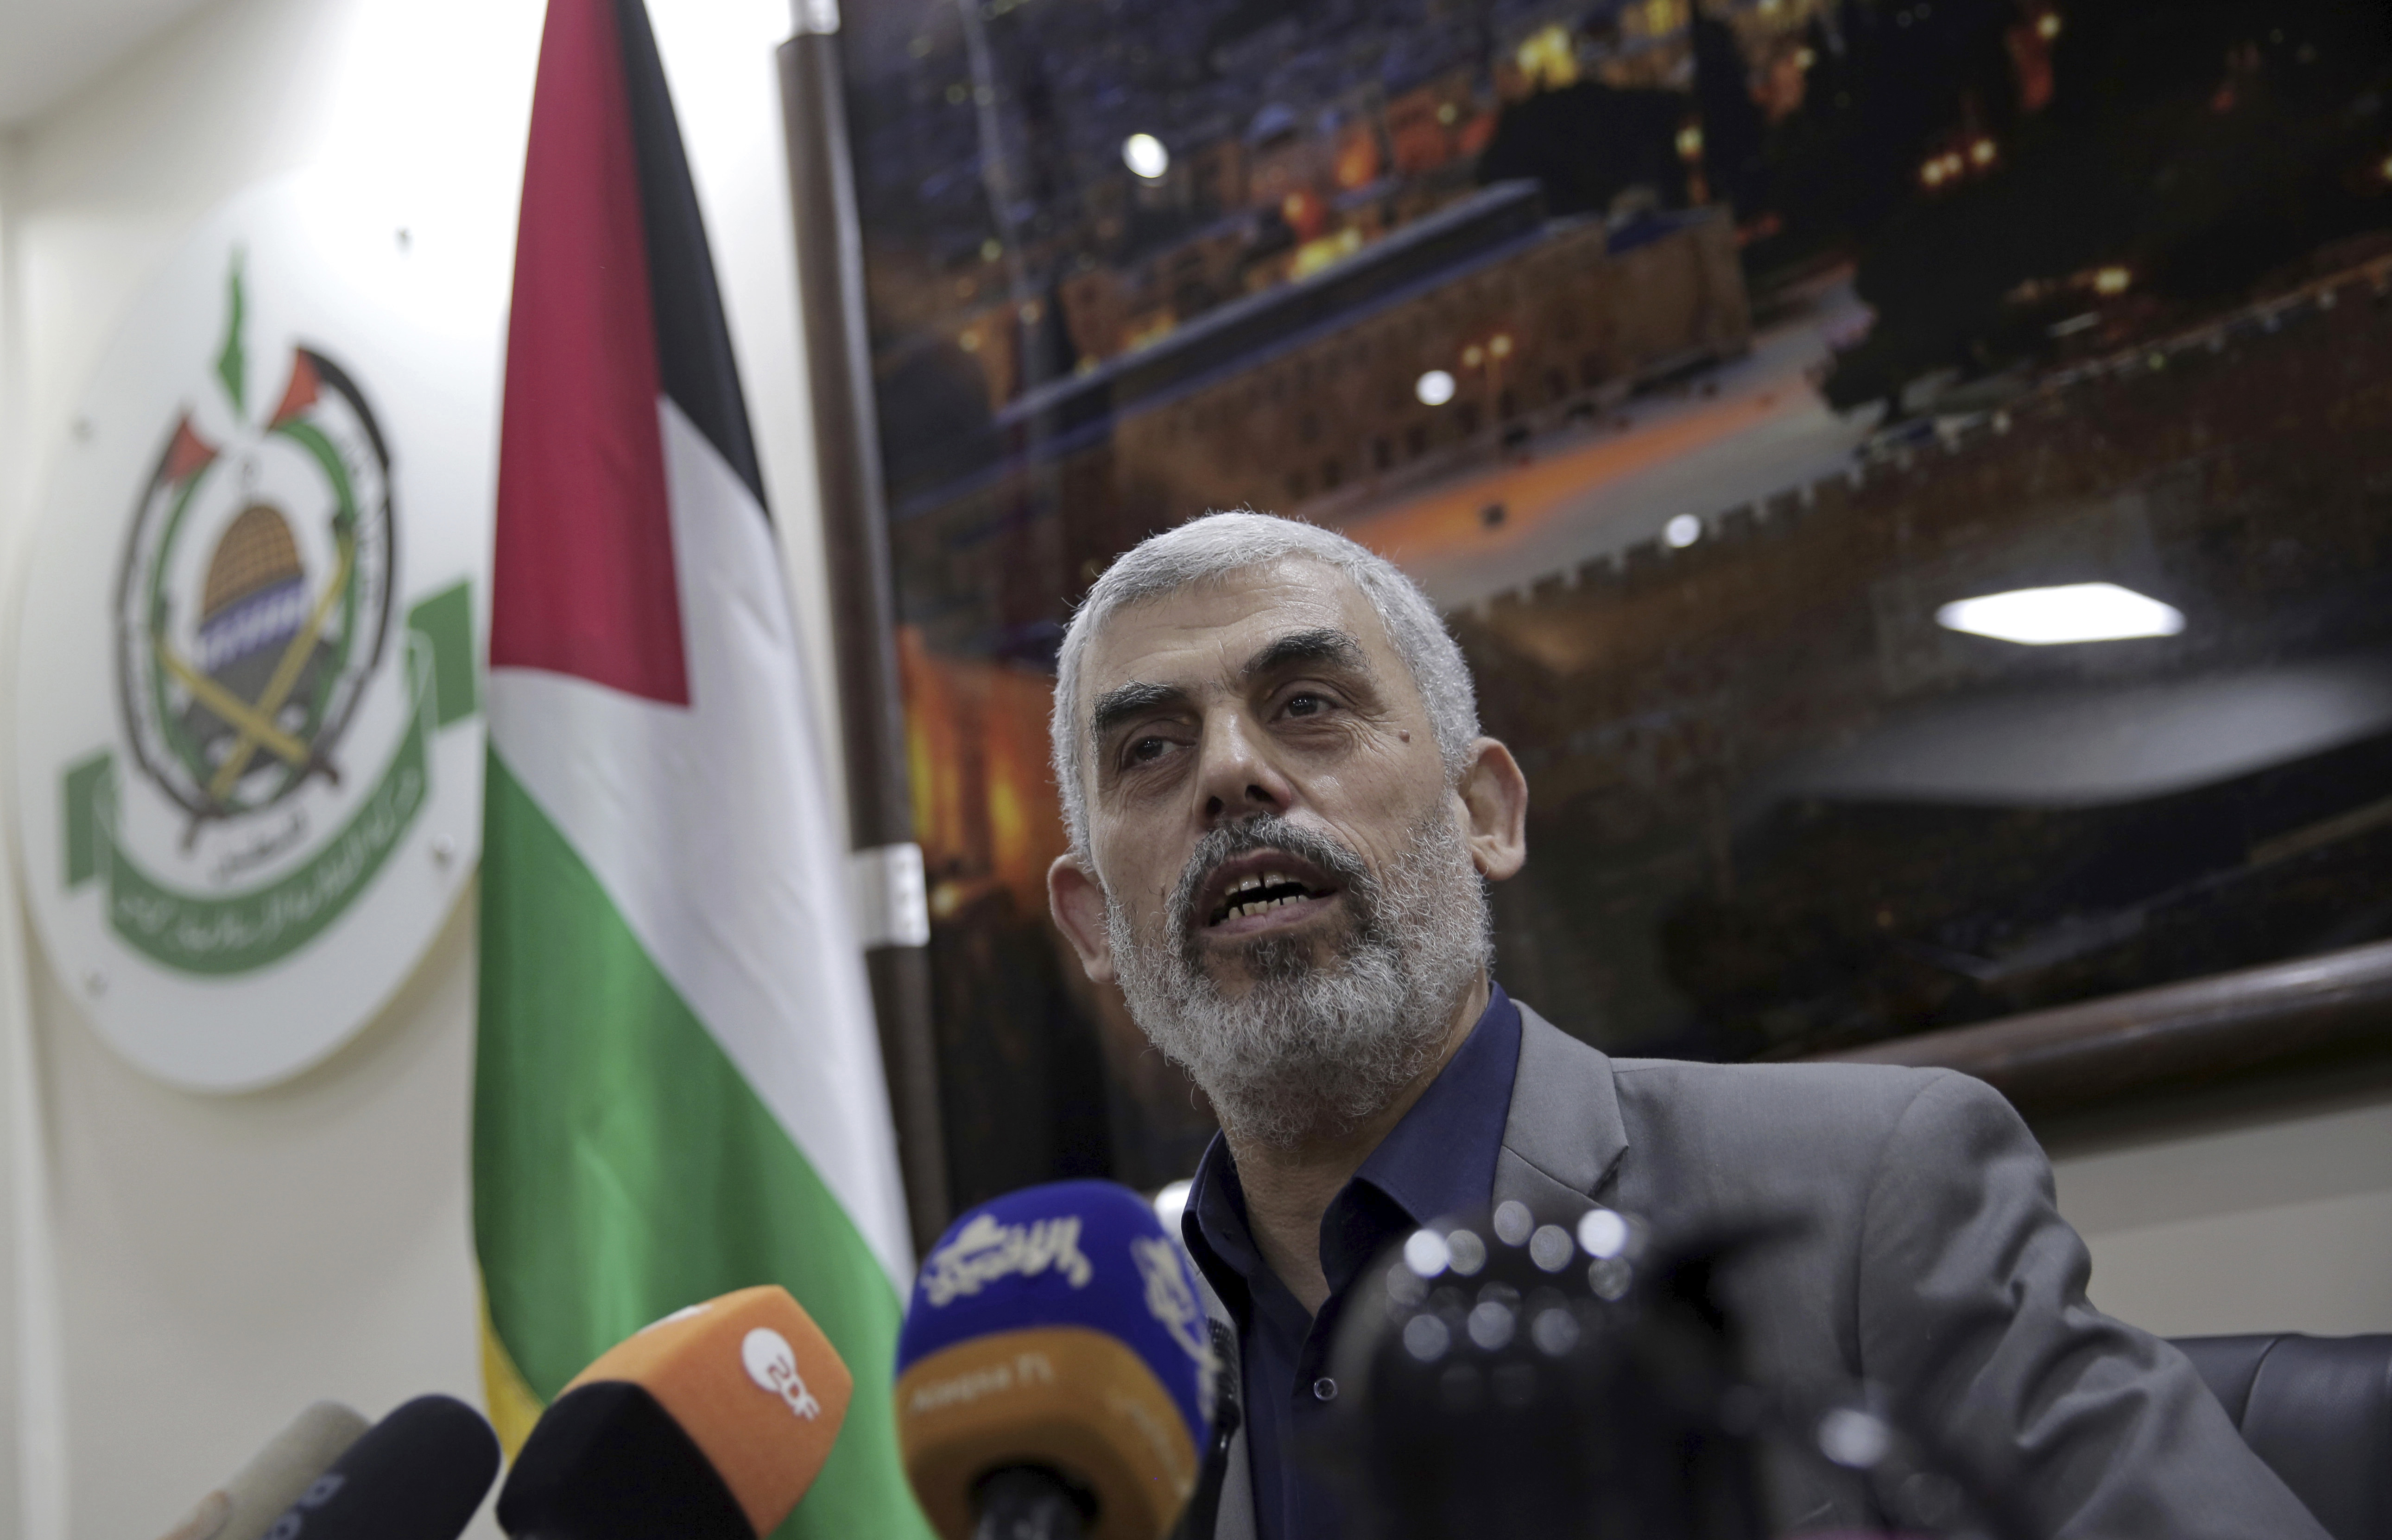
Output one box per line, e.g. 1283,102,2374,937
1167,815,1374,939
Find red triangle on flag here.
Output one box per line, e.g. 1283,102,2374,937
490,0,690,707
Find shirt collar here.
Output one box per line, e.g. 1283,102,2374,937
1183,984,1524,1306
1351,981,1522,1228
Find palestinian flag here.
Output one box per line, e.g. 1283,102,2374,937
472,4,926,1534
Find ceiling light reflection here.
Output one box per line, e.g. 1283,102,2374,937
1122,133,1169,180
1936,582,2184,645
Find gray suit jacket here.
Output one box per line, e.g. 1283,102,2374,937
1197,1004,2329,1540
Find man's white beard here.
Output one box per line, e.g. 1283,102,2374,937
1105,807,1491,1149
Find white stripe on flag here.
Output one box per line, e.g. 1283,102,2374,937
488,397,913,1287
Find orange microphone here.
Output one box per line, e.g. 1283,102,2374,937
497,1285,854,1540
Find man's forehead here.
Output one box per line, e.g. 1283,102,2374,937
1078,559,1389,692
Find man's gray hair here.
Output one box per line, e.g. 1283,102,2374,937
1049,510,1481,853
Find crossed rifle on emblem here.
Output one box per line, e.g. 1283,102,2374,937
155,531,355,831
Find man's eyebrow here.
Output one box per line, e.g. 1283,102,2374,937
1089,679,1185,744
1242,627,1371,681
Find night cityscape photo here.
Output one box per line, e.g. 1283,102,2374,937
835,0,2392,1200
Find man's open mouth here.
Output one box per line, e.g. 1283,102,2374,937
1210,871,1332,924
1198,852,1344,929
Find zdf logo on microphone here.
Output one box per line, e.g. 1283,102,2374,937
742,1327,822,1420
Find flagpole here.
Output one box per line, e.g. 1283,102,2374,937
778,0,951,1258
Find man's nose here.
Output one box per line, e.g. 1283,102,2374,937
1194,711,1291,824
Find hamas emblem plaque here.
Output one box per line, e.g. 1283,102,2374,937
16,175,492,1091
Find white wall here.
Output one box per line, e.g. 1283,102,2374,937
2051,1078,2392,1339
0,1,845,1535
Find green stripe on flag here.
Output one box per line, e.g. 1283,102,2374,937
474,751,931,1538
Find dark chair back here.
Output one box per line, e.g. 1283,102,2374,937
2171,1333,2392,1540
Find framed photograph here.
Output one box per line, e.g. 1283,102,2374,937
835,0,2392,1200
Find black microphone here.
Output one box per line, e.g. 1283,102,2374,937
1322,1201,1771,1540
1325,1203,2026,1540
255,1395,500,1540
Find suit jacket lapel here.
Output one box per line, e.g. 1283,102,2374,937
1493,1003,1629,1215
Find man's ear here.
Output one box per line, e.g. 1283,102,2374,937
1048,852,1117,984
1456,737,1528,882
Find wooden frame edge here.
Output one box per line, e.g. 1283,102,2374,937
1804,939,2392,1117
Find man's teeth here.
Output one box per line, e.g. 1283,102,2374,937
1215,871,1316,921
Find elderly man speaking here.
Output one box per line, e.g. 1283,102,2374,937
1042,511,2321,1540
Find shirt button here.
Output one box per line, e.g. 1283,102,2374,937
1312,1376,1338,1402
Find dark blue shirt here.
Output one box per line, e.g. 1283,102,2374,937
1180,985,1523,1540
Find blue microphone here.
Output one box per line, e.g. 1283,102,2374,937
895,1180,1216,1540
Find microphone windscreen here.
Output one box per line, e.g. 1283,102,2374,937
894,1180,1216,1540
256,1395,499,1540
497,1285,852,1540
158,1401,370,1540
1324,1204,1768,1540
497,1381,753,1540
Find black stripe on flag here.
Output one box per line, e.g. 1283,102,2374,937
612,0,769,515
